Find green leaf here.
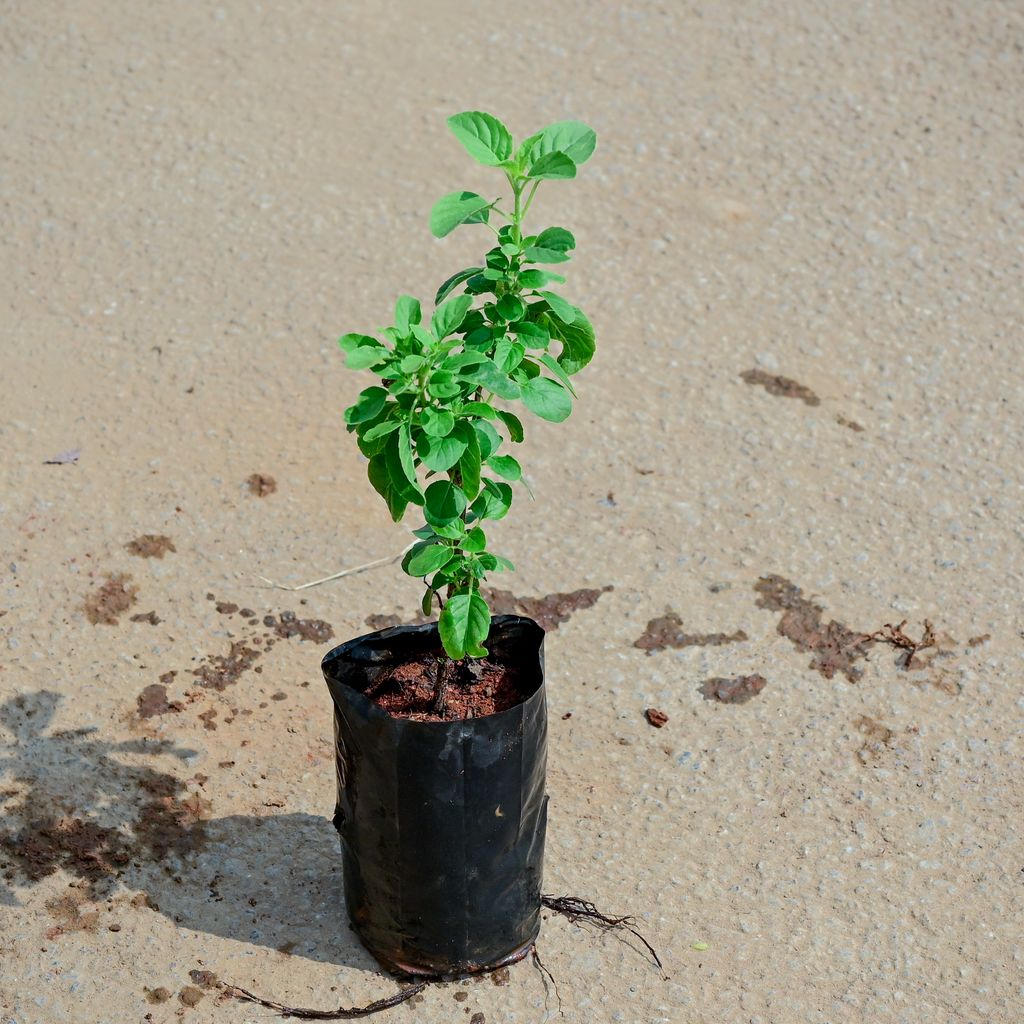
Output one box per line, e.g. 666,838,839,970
430,191,492,238
496,409,524,443
521,377,572,422
520,121,597,167
435,267,483,305
447,111,513,166
511,321,550,349
421,407,455,437
421,587,436,617
410,325,436,349
438,591,491,660
396,423,418,487
338,332,381,353
367,455,408,522
470,479,513,521
384,433,421,503
424,479,467,527
400,354,426,373
487,454,522,481
345,345,390,370
463,526,487,553
535,226,576,253
457,423,482,500
344,387,388,425
431,293,474,339
361,417,401,442
518,269,565,289
523,245,570,264
473,419,501,461
526,151,577,180
545,308,596,375
404,542,456,577
427,371,462,399
495,294,526,322
394,296,421,334
493,338,525,375
466,359,521,400
539,352,578,396
537,290,576,323
420,432,467,472
460,401,496,419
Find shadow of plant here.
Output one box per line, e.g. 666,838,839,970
0,691,374,970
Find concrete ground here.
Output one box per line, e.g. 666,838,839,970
1,2,1021,1022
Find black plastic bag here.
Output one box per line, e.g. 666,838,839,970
322,614,547,976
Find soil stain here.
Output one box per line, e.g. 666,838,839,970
700,674,767,704
482,585,613,632
84,574,138,625
740,368,821,406
0,691,206,899
125,535,176,559
836,415,866,432
145,987,171,1004
634,612,748,654
179,986,204,1007
754,575,872,681
247,473,277,497
137,684,183,719
265,611,334,644
192,641,261,691
854,714,897,765
44,889,100,938
130,610,162,625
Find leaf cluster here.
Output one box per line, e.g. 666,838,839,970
340,111,597,659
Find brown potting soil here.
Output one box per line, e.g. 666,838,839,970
369,655,530,722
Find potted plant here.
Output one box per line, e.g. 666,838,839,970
322,110,597,978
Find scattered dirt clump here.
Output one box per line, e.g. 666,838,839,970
482,585,613,632
1,816,131,885
755,575,872,681
247,473,277,497
266,610,334,643
130,610,161,625
179,986,204,1007
125,535,176,559
192,641,261,691
189,969,219,989
136,684,183,719
700,674,767,704
215,601,238,615
364,612,430,631
740,368,821,406
967,633,991,648
44,890,100,938
644,708,668,728
84,574,138,625
145,987,171,1004
634,612,748,654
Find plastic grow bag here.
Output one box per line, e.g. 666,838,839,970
321,614,547,976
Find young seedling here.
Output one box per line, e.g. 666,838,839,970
340,110,597,681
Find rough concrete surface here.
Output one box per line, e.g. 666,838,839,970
1,2,1022,1022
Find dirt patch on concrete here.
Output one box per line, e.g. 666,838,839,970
740,368,821,405
125,535,176,559
634,613,748,654
700,674,768,704
137,684,183,718
755,575,873,681
84,574,138,625
482,586,613,632
247,473,277,497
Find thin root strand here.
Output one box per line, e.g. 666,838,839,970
219,979,428,1020
542,894,664,973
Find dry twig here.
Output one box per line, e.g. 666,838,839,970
253,543,415,592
